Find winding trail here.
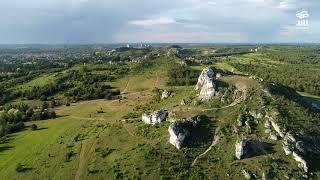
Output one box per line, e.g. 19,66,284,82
75,139,97,180
202,91,246,112
122,78,130,94
191,133,220,167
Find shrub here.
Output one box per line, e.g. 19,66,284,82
15,163,24,172
30,124,38,131
65,150,74,162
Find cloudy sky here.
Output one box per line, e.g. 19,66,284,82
0,0,319,44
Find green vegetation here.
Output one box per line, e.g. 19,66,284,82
0,45,319,179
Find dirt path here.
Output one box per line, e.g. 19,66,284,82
202,93,246,112
75,139,97,180
154,72,159,87
191,133,220,167
68,116,108,121
122,78,130,94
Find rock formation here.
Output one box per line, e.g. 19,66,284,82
180,99,186,105
265,112,285,138
269,133,278,141
249,111,263,119
142,110,168,125
282,134,308,172
168,121,190,149
235,137,248,159
242,169,251,180
292,151,308,173
195,68,216,100
269,119,285,138
161,90,171,100
168,117,202,149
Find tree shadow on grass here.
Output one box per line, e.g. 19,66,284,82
32,127,48,131
0,146,14,154
0,134,17,144
16,164,34,173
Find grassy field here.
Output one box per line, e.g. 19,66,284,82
15,73,58,91
0,117,86,179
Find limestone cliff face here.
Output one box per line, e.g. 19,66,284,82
282,134,309,172
142,110,168,125
168,121,190,149
235,137,248,160
195,68,216,100
168,117,202,149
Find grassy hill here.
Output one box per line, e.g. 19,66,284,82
0,47,319,179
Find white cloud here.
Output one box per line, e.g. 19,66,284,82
207,1,217,6
129,18,177,26
277,0,296,10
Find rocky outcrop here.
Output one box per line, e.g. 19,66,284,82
180,99,186,105
167,111,176,122
235,137,248,159
249,111,263,119
265,112,285,138
168,117,202,149
242,169,251,180
195,68,216,100
269,133,278,141
142,110,168,125
282,134,308,173
168,121,190,149
269,119,285,138
292,151,308,173
161,90,171,100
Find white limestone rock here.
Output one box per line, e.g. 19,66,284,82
264,120,271,129
283,144,292,155
269,133,278,141
168,121,190,149
195,68,216,100
161,90,171,100
269,118,285,138
249,111,263,119
242,169,251,180
180,99,186,105
292,151,308,173
235,137,248,159
264,129,271,134
142,110,168,125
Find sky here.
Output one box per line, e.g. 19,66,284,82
0,0,319,44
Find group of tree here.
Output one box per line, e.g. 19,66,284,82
232,62,320,96
167,66,200,86
0,103,56,138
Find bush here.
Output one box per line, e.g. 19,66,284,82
65,150,74,162
30,124,38,131
15,163,24,172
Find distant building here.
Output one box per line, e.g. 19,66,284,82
126,44,131,48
